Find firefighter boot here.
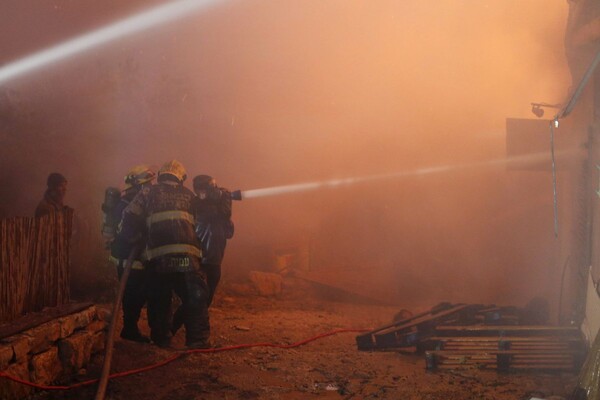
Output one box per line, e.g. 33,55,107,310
120,320,150,343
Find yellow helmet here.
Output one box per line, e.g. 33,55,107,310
158,160,187,182
124,165,155,189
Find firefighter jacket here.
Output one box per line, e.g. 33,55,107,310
193,191,234,266
109,188,145,270
120,180,201,273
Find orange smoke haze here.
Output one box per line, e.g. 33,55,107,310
0,1,572,309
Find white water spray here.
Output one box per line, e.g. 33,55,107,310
241,149,578,199
0,0,224,85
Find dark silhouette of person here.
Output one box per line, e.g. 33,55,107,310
35,173,69,217
172,175,234,336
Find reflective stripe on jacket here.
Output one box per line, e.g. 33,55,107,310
109,255,145,270
146,210,195,227
146,244,201,260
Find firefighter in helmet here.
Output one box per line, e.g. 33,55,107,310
192,175,234,306
103,165,155,342
171,174,235,336
119,160,210,348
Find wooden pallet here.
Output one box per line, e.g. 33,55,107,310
425,327,586,372
356,303,587,373
425,349,583,371
434,325,581,336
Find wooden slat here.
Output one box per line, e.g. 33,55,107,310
377,305,473,337
426,347,583,372
435,325,580,334
429,335,582,342
357,303,481,350
372,304,474,348
427,349,582,356
0,211,73,323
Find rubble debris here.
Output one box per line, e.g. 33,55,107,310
234,325,251,331
249,271,283,296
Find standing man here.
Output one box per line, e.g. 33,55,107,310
119,160,210,349
172,175,235,335
102,165,155,343
192,175,235,305
35,172,69,217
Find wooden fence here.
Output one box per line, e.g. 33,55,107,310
0,210,73,323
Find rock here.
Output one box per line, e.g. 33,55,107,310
59,306,100,337
234,325,251,331
86,319,107,333
96,306,112,322
1,334,31,363
28,320,61,354
58,314,78,338
30,347,63,385
0,361,32,400
90,331,106,353
0,343,15,369
249,271,283,296
72,307,97,330
58,331,93,373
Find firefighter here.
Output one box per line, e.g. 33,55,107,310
192,174,234,304
104,165,155,343
35,172,69,217
172,175,235,335
119,160,210,349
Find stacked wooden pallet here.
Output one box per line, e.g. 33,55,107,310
425,325,586,371
356,303,587,373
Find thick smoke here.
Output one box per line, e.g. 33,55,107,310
0,1,571,309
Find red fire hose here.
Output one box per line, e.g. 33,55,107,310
0,328,368,392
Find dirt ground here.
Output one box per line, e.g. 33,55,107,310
32,279,577,400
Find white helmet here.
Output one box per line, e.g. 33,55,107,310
124,165,155,189
158,160,187,183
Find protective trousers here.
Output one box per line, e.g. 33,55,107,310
117,263,147,335
172,263,221,334
203,263,222,306
147,265,210,346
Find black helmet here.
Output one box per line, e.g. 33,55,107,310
193,175,216,191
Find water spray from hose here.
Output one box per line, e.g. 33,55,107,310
239,149,579,200
0,0,225,85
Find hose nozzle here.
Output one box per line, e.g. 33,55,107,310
230,190,242,201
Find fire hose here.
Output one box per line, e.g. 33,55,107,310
94,246,140,400
0,328,368,392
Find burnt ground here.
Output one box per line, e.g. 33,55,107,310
32,279,576,400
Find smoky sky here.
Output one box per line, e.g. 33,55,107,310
0,1,573,308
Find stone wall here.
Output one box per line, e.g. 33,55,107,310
0,305,107,399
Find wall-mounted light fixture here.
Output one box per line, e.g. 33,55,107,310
531,102,561,118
